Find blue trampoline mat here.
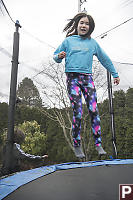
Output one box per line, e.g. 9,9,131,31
0,159,133,200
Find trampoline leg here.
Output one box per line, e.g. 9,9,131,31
79,157,86,162
98,155,102,160
98,153,108,160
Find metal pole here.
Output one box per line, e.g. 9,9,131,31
4,20,21,174
78,0,87,13
78,0,81,12
107,71,117,158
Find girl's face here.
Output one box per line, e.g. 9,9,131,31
77,16,89,36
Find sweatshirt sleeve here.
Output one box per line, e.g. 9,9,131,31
14,143,42,160
94,41,119,78
53,39,67,63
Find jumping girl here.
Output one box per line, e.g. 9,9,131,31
53,12,120,159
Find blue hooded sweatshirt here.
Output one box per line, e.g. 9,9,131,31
53,35,119,78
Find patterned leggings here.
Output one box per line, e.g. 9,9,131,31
66,73,102,147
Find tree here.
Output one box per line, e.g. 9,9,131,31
0,102,8,167
113,90,126,111
17,120,47,156
124,88,133,157
111,89,133,158
0,102,8,132
17,77,42,107
15,105,48,133
46,118,77,163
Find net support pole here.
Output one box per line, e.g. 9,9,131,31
107,71,117,159
4,20,21,174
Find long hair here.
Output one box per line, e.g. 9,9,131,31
63,12,95,38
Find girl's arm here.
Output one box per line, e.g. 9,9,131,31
14,143,48,161
95,42,119,80
53,40,66,63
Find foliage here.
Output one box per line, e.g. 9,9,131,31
0,102,8,132
16,77,42,107
17,121,47,156
0,83,133,166
46,117,77,164
15,105,48,133
0,130,7,166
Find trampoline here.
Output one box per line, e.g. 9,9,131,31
0,159,133,200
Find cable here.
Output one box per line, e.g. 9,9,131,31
0,0,15,24
93,59,133,66
30,59,133,80
95,17,133,39
23,29,56,50
0,92,8,97
0,1,55,50
120,0,133,7
1,41,133,79
114,61,133,66
0,46,12,58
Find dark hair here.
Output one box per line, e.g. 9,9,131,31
14,129,25,144
63,12,95,38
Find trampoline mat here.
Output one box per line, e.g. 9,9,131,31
4,164,133,200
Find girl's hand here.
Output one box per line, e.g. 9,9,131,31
58,51,66,59
113,77,120,85
42,155,48,158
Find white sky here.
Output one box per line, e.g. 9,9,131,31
0,0,133,103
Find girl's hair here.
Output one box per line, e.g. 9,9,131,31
14,129,25,144
63,12,95,38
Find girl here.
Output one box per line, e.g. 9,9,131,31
1,129,48,176
53,12,120,159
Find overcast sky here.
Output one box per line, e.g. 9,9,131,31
0,0,133,103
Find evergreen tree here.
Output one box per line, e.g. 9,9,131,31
124,88,133,158
113,90,126,158
15,105,48,133
17,77,42,107
1,87,133,166
46,118,76,163
0,102,8,132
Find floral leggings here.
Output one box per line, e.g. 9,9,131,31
66,72,102,147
